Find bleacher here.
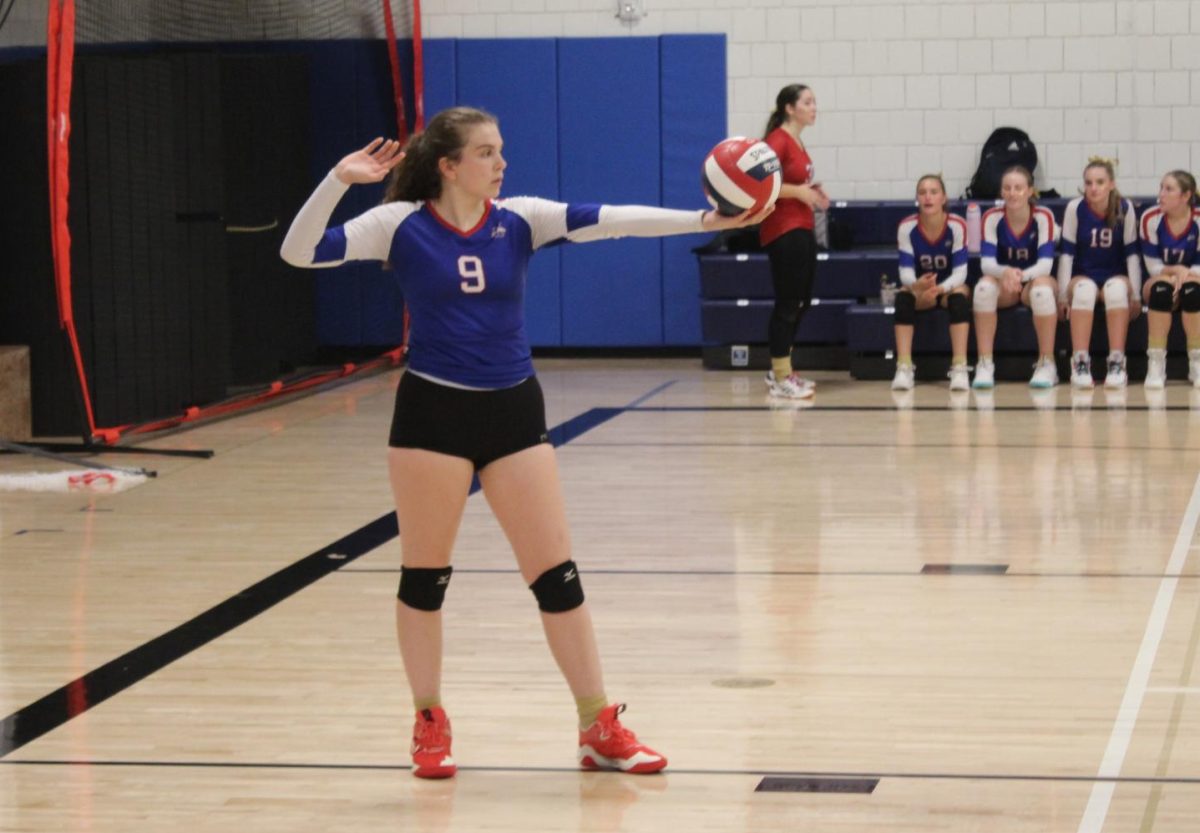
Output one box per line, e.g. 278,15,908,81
699,197,1190,382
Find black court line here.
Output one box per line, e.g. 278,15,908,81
4,758,1200,785
335,567,1200,580
0,406,623,759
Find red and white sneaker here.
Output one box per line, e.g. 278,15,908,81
411,707,456,779
578,704,667,774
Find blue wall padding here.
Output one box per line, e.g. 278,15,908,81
659,34,726,345
456,38,561,346
558,37,662,345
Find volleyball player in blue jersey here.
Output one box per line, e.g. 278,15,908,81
1057,158,1141,389
892,174,971,391
974,166,1058,388
1139,170,1200,388
281,107,765,779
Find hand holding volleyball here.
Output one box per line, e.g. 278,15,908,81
335,138,405,185
701,137,782,216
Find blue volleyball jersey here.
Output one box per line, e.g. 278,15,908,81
979,205,1056,280
281,173,705,388
1058,197,1141,293
1139,206,1200,277
897,213,968,290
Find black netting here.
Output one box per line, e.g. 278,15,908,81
73,0,410,45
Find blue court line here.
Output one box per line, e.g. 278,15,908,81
623,380,677,408
0,405,623,759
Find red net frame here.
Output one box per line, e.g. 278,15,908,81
44,0,426,445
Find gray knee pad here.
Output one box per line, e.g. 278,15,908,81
947,292,971,324
1182,282,1200,312
893,291,916,325
398,566,453,611
530,560,585,613
1149,281,1176,312
1029,284,1056,316
1072,280,1098,311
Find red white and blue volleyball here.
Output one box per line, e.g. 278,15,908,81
701,137,782,216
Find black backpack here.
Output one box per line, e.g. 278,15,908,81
964,127,1038,199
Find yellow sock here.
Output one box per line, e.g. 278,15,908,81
952,356,967,366
897,354,913,367
771,356,792,380
978,354,992,362
576,694,608,730
1189,337,1200,351
1149,338,1168,350
414,696,441,712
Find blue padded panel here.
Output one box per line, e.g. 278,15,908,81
660,34,726,345
698,252,898,300
457,38,561,346
418,39,458,123
700,299,851,344
558,38,661,345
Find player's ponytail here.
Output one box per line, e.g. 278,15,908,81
385,106,498,203
763,84,809,137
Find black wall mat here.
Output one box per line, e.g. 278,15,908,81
0,51,313,436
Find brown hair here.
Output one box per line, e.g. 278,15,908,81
384,106,498,203
763,84,810,137
1164,169,1198,208
1083,157,1124,228
1000,165,1036,204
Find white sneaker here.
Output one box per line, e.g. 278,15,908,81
1144,349,1167,390
1070,352,1094,389
1104,351,1127,389
1029,357,1059,389
971,358,994,389
948,364,970,392
765,370,815,399
891,363,915,391
1189,349,1200,388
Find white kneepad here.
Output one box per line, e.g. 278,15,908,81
973,279,999,313
1071,280,1098,311
1029,284,1056,316
1102,278,1129,310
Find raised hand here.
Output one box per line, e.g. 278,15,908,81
334,138,405,185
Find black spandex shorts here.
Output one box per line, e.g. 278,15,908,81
388,372,549,470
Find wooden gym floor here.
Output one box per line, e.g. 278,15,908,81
2,359,1199,832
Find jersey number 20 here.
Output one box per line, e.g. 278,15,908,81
459,256,486,293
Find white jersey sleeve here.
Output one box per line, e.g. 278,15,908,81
499,197,707,250
280,170,419,268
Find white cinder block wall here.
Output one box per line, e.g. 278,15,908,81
5,1,1198,198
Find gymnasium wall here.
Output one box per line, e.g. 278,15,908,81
5,2,1197,200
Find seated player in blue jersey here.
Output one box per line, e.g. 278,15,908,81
891,174,971,392
974,166,1058,388
1057,158,1142,389
1139,170,1200,389
280,107,766,780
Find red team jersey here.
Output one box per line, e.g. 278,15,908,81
758,127,814,246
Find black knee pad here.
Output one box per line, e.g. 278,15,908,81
1182,282,1200,312
398,566,453,611
893,291,916,325
946,292,971,324
529,560,585,613
1149,280,1176,312
772,303,800,327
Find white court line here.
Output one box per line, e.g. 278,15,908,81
1145,687,1200,695
1077,472,1200,833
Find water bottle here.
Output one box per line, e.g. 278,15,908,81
966,202,982,254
